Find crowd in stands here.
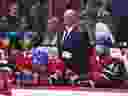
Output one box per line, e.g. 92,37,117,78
0,32,81,89
1,0,128,90
0,31,127,89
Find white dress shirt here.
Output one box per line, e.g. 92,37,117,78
62,26,74,59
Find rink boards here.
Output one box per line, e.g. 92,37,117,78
11,89,128,96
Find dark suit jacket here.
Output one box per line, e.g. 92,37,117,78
58,32,89,75
114,17,128,43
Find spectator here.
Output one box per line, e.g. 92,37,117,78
32,46,48,85
96,21,114,56
0,32,9,48
16,49,32,71
121,48,128,79
32,47,48,64
48,56,65,85
48,56,65,74
0,49,8,64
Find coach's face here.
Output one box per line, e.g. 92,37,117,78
64,15,78,26
64,10,78,26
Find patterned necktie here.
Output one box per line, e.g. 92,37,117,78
63,26,73,40
64,32,69,40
